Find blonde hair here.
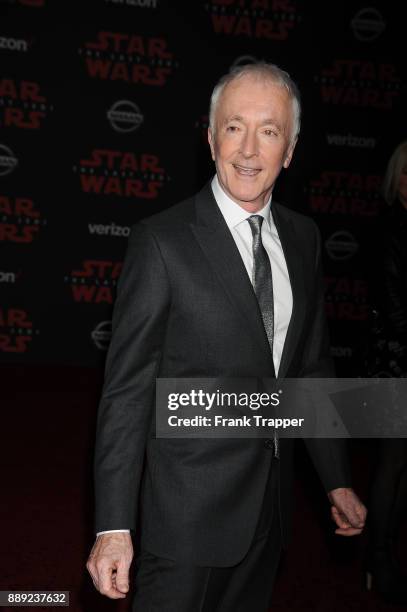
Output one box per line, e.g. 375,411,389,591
382,140,407,205
209,62,301,145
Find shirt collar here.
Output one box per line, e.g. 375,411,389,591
211,174,272,231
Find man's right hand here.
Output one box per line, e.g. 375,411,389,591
86,532,133,599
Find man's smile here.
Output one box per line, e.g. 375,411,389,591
232,164,262,176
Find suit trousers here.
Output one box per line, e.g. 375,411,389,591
132,456,281,612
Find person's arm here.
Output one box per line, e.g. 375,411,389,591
300,221,366,534
94,221,170,532
381,231,407,345
87,222,170,598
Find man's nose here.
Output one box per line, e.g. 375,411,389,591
240,130,258,158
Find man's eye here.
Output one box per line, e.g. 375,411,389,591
264,129,277,137
226,125,239,132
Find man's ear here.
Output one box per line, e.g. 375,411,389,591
283,137,298,169
208,127,216,161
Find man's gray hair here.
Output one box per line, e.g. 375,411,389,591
209,62,301,144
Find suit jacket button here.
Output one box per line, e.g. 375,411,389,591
264,439,274,450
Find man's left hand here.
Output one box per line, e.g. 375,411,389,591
328,487,367,536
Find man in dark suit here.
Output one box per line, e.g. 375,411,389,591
86,62,366,610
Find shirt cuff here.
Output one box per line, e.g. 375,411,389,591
96,529,130,536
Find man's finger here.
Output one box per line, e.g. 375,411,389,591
354,503,367,525
115,561,130,594
331,506,351,529
97,562,126,599
335,527,363,536
341,505,365,529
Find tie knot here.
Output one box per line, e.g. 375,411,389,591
248,214,264,237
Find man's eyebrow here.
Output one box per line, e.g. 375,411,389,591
260,118,283,131
223,114,245,124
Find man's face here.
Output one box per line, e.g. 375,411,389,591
208,76,297,212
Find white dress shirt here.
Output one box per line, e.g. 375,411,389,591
211,174,292,375
97,174,293,537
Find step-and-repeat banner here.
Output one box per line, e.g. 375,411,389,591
1,0,405,372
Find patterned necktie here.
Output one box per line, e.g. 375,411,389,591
248,215,275,360
248,214,279,457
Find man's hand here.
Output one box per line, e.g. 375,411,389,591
328,487,367,536
86,532,133,599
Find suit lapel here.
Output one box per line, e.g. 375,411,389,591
271,203,307,378
190,182,307,377
191,183,275,370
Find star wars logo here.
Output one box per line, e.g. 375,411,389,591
0,308,37,353
0,195,45,243
316,60,401,109
65,260,123,304
324,276,369,321
75,149,167,199
80,32,178,86
206,0,300,40
308,171,381,217
0,79,52,130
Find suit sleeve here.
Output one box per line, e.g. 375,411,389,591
301,221,352,493
381,231,407,345
94,222,170,533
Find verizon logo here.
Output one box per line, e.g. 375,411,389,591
0,36,28,51
88,222,131,237
0,270,17,283
326,133,376,148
